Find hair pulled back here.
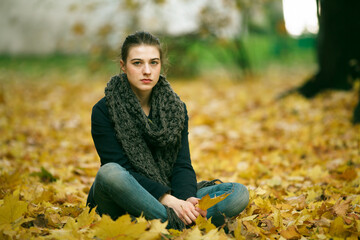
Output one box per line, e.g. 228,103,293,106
121,31,163,63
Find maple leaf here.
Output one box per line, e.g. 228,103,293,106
184,226,202,240
329,216,351,238
233,222,245,240
254,197,272,213
280,225,301,240
0,190,28,227
242,221,261,238
202,228,228,240
93,214,147,240
259,218,276,234
49,207,98,240
75,206,97,229
46,213,63,228
272,207,283,228
198,193,230,211
50,218,82,240
333,197,351,217
139,219,169,240
240,214,257,221
195,215,216,233
338,168,357,181
168,228,183,237
147,219,168,234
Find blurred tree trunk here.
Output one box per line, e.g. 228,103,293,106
233,37,252,76
234,5,252,76
225,6,252,77
296,0,360,123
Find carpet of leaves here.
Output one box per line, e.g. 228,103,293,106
0,68,359,240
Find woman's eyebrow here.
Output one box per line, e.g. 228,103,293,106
130,57,160,61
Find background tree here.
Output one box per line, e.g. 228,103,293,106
284,0,360,123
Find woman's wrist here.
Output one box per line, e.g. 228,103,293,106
159,193,174,205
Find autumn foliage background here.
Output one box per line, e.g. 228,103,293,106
1,1,360,238
0,56,359,239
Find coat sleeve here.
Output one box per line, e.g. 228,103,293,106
91,97,171,200
170,104,198,200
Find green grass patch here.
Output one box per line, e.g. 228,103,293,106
0,34,316,80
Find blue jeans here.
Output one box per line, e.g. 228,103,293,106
91,163,249,227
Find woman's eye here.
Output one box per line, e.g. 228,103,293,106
133,61,141,65
151,61,159,65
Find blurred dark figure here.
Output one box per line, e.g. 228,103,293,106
281,0,360,124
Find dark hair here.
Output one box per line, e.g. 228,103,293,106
121,31,164,63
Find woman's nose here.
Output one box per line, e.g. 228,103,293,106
143,63,151,74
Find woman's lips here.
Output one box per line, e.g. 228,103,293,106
141,79,152,84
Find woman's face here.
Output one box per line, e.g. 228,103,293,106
121,45,161,96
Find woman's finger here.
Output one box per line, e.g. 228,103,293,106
175,207,188,224
193,209,200,218
184,215,193,225
186,197,199,206
196,207,207,218
179,207,192,224
181,204,198,223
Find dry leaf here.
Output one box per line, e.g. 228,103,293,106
198,193,230,211
140,219,168,240
73,206,98,231
242,220,261,237
195,215,216,233
93,214,147,239
333,198,351,217
280,225,301,239
0,190,28,226
185,226,202,240
338,168,357,181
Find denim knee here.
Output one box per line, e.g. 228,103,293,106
95,162,129,190
224,183,249,217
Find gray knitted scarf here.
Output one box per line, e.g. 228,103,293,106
105,73,185,187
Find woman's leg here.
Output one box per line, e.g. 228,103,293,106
196,182,249,227
92,162,167,222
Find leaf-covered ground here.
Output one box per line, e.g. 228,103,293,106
0,68,359,239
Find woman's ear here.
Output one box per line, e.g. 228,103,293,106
120,60,126,73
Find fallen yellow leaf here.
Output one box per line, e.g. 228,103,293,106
198,193,230,211
280,225,301,240
93,214,147,240
0,190,28,226
195,215,216,233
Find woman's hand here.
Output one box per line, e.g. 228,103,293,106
160,194,199,225
186,197,208,219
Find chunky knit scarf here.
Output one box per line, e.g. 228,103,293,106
105,73,185,187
